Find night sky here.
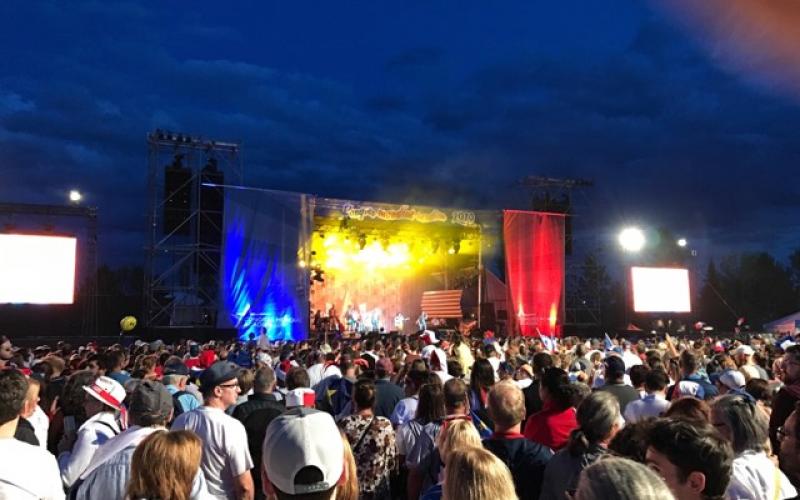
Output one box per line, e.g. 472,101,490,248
1,1,799,269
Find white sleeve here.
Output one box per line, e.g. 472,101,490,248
44,452,66,500
58,426,112,487
227,422,254,476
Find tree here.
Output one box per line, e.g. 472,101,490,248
698,252,796,330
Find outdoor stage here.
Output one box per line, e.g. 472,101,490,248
216,186,567,341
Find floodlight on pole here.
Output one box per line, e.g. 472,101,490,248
69,190,82,203
677,238,687,248
618,227,645,252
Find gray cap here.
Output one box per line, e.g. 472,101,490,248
128,380,173,419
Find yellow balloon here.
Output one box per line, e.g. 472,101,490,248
120,316,137,332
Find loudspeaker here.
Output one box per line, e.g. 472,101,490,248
163,165,193,235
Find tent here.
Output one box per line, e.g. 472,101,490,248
763,311,800,334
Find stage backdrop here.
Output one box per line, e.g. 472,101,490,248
218,187,312,341
503,210,565,337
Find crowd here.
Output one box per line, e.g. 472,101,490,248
0,327,799,500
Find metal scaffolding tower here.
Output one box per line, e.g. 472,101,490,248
518,176,601,327
144,130,243,330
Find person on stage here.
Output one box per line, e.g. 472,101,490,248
417,311,428,331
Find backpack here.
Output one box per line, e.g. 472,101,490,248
171,390,191,422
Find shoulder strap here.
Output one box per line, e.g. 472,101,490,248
95,419,120,436
0,476,40,498
353,417,375,453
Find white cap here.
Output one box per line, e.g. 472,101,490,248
718,369,746,390
83,376,126,411
421,330,439,345
735,345,755,356
262,408,344,495
675,380,705,400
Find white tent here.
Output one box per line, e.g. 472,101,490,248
763,311,800,334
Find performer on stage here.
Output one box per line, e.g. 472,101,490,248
328,305,342,332
417,311,428,331
394,312,407,333
370,308,382,332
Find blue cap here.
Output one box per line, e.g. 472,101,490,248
200,361,239,390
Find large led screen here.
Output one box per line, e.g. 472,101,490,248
631,266,691,313
0,234,77,304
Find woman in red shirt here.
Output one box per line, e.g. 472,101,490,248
523,367,577,450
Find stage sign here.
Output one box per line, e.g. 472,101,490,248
342,203,476,227
631,267,691,313
0,234,77,304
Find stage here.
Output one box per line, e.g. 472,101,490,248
216,187,567,342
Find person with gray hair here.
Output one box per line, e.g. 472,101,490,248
539,391,622,500
712,394,797,499
573,456,675,500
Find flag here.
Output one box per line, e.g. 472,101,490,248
604,333,614,352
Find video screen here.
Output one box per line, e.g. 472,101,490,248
631,266,691,313
0,234,77,304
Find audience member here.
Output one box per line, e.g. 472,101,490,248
712,394,797,499
374,357,404,419
573,457,675,500
75,380,209,499
126,430,204,500
58,375,126,488
262,408,345,500
484,381,552,500
596,355,639,414
646,418,733,500
540,391,621,499
172,361,254,500
0,370,64,500
338,378,396,499
624,369,670,423
523,368,577,450
770,345,800,454
442,446,518,500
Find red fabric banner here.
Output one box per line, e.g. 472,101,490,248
503,210,565,337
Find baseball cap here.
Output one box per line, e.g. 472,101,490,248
128,380,173,419
735,345,755,356
263,408,344,495
163,360,190,376
675,380,705,400
718,369,746,391
420,330,439,345
83,376,126,411
200,361,239,390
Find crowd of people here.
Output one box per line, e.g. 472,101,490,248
0,327,799,500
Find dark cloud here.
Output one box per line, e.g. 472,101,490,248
0,1,797,266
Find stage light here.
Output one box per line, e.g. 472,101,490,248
618,227,645,252
677,238,687,247
448,246,455,255
69,190,82,203
298,260,307,268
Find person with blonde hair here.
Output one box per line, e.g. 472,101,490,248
337,428,359,500
572,457,675,500
126,430,203,500
442,446,518,500
421,418,483,500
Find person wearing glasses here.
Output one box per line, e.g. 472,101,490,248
172,361,255,500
